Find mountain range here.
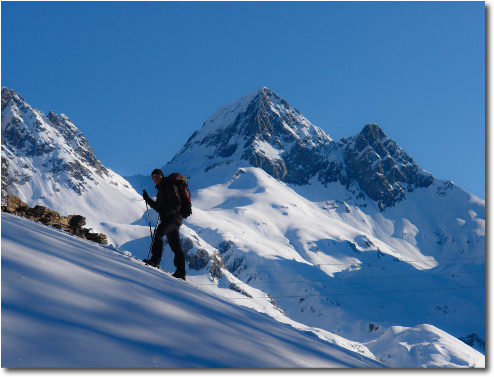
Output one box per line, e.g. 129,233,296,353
1,86,485,367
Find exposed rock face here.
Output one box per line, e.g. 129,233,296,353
1,87,117,200
186,248,210,270
167,88,434,211
2,195,108,245
209,255,224,280
339,124,434,210
46,110,110,179
458,333,485,353
1,87,145,240
238,89,329,184
180,236,210,270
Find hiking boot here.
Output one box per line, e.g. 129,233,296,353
143,257,160,268
172,269,186,281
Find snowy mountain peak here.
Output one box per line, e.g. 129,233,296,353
360,123,387,141
166,88,436,209
339,123,434,209
168,87,333,185
45,110,110,179
1,87,25,111
1,87,144,233
182,86,330,147
2,87,109,194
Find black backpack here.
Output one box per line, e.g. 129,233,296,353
168,173,192,218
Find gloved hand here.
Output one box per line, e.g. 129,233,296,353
142,190,151,204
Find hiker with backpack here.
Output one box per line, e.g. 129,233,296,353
142,169,189,280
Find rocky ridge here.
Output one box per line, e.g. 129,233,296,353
1,87,127,199
167,87,434,210
1,87,145,236
337,123,434,210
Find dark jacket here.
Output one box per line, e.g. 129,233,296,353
148,177,182,225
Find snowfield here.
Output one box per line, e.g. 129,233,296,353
2,86,485,369
1,213,385,368
2,211,484,369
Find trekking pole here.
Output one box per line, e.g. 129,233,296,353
143,190,153,240
146,215,161,266
143,190,157,264
154,215,162,267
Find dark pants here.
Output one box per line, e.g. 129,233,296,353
150,221,185,272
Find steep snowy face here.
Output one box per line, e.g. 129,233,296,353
1,87,144,229
2,88,109,195
46,110,111,179
169,87,334,185
167,88,435,210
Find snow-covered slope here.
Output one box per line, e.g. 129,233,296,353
156,88,485,364
1,87,146,245
2,87,485,368
158,166,485,361
1,213,386,368
366,324,484,368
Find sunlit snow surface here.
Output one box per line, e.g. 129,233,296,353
2,213,385,368
2,87,485,368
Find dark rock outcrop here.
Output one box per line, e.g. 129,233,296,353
339,124,434,209
2,195,108,244
186,248,210,270
458,333,485,352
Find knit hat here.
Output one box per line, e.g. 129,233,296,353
151,169,164,177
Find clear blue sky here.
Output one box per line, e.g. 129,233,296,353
2,1,485,199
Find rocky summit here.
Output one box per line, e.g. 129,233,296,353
1,87,144,235
338,123,434,210
171,88,333,184
1,87,110,196
166,87,434,210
